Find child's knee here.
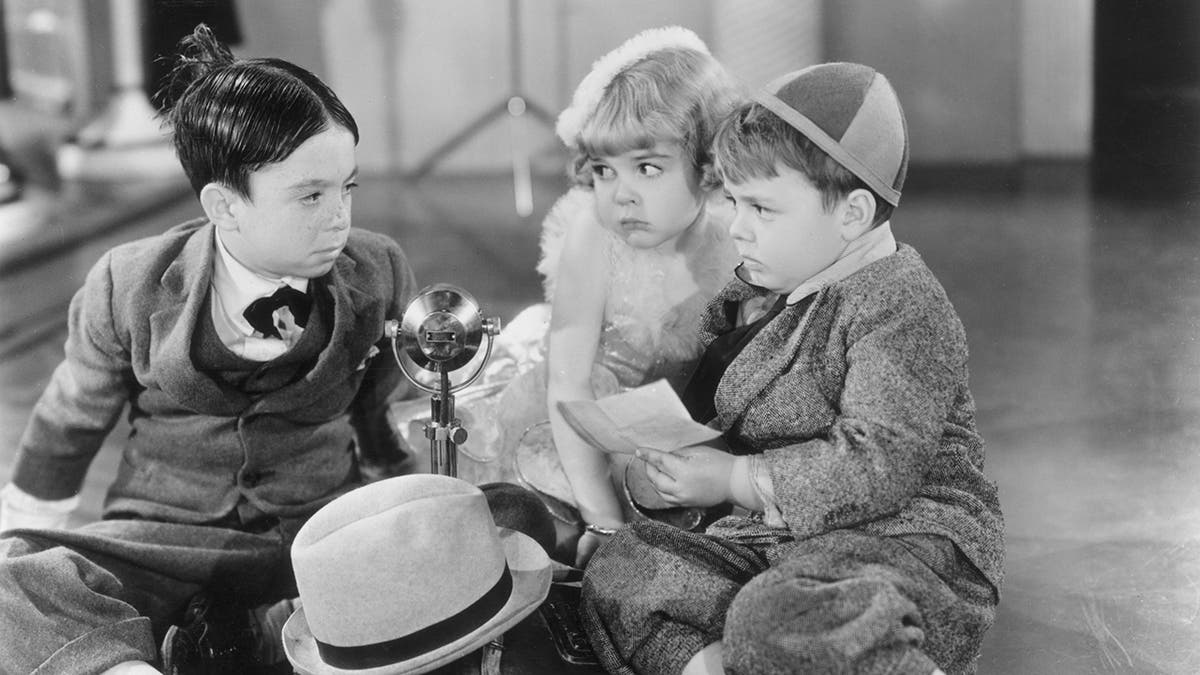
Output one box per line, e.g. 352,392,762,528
725,572,926,673
579,526,667,624
580,527,636,598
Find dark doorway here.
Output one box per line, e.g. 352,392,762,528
1093,0,1200,198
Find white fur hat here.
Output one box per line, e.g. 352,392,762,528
555,25,711,146
282,474,552,674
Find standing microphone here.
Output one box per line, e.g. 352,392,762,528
384,284,501,477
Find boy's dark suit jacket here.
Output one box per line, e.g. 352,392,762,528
11,219,417,524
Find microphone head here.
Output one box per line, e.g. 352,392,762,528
398,284,487,372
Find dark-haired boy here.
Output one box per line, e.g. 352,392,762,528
0,26,415,674
581,63,1004,675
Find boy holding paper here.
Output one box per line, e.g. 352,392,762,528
580,63,1003,675
557,379,721,457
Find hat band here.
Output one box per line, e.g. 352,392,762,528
316,563,514,670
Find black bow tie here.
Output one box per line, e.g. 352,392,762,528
242,285,312,338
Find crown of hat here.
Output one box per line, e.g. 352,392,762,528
291,475,510,654
754,62,909,206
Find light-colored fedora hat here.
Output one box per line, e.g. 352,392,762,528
283,474,552,675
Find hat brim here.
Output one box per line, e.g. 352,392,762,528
283,527,551,675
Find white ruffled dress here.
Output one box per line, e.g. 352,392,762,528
392,187,737,505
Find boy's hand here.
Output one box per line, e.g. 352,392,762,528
635,442,735,508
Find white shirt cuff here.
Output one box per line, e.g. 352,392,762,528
0,483,78,531
747,455,787,528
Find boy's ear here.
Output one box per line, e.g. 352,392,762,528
199,182,242,232
840,188,876,240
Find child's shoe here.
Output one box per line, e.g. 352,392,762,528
159,592,295,674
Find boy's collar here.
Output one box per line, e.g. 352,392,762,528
784,221,897,304
212,228,309,316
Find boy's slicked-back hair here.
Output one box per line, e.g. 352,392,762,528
713,102,895,226
558,27,743,189
155,24,359,199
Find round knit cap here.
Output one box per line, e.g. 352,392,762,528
754,62,908,206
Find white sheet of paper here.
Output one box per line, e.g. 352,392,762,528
558,379,720,454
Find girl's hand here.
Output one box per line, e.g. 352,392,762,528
636,443,735,508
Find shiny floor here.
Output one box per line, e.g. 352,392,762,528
0,162,1197,673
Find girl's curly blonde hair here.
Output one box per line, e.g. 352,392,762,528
556,27,744,191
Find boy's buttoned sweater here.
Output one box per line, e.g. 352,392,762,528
580,244,1003,675
704,243,1003,591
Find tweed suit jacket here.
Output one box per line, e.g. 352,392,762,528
11,218,417,524
704,244,1003,590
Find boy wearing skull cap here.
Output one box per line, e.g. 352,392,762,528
580,63,1004,675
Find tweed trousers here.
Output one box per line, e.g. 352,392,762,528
0,517,298,674
581,520,996,675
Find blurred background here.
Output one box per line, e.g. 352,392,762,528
0,0,1197,672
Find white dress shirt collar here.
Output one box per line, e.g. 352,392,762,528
785,222,897,304
211,229,310,360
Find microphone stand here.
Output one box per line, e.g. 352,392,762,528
385,284,501,478
428,367,464,477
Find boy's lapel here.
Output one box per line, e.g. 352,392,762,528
147,228,383,415
150,224,250,415
698,274,762,340
254,252,382,413
711,296,812,433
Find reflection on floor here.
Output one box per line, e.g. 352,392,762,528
0,164,1197,673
